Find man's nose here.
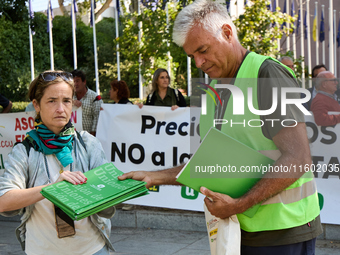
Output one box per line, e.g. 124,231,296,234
195,56,205,69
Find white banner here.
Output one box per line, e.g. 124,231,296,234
305,113,340,225
97,105,340,224
97,104,205,211
1,105,339,224
0,107,82,176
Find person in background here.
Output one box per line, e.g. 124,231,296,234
312,64,327,79
25,102,35,112
110,80,133,105
303,64,328,111
311,71,340,126
0,70,115,254
278,56,294,71
109,79,134,210
71,70,102,136
0,93,12,113
145,68,186,110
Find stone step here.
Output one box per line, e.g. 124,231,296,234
112,205,206,232
1,205,339,241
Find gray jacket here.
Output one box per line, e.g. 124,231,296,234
0,131,115,251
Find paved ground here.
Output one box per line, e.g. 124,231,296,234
1,220,340,255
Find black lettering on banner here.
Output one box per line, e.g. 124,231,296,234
0,154,4,169
196,123,200,137
173,147,178,166
128,144,145,164
173,147,192,166
324,157,340,179
320,126,337,145
111,143,145,164
156,121,166,134
306,122,318,143
111,143,126,162
166,122,177,135
141,115,156,134
190,117,196,136
152,151,165,166
312,156,324,178
178,122,188,136
179,153,191,164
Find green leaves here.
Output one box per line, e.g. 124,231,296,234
0,0,301,102
235,0,296,58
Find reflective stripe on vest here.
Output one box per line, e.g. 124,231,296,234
262,178,317,205
258,150,281,161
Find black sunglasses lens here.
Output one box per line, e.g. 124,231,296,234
41,72,73,82
62,73,73,81
41,73,57,81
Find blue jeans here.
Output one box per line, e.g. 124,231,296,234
241,237,316,255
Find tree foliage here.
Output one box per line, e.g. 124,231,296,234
114,0,199,93
0,0,27,23
0,0,299,102
235,0,296,57
57,0,112,20
0,12,117,101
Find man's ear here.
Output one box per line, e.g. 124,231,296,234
222,24,233,40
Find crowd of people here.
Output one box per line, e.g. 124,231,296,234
0,0,337,254
277,57,340,127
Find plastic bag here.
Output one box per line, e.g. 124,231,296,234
204,203,241,255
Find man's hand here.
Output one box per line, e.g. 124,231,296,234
201,187,241,219
118,171,154,188
118,166,184,189
74,100,82,107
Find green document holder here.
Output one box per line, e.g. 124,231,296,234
41,162,149,220
176,127,275,218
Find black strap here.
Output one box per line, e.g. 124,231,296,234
76,131,87,152
14,137,36,156
172,88,180,103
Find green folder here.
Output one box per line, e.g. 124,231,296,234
41,162,149,220
176,127,275,218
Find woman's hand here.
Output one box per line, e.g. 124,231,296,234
136,103,144,109
171,105,179,111
54,171,87,185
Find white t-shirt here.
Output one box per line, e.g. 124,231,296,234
25,155,105,255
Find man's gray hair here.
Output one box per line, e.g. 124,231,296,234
315,71,331,90
172,0,238,46
278,56,293,63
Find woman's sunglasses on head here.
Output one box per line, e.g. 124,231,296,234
40,72,73,82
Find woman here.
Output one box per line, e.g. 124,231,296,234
145,68,186,110
0,71,114,255
110,80,133,104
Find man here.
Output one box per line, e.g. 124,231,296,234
312,64,327,78
71,70,102,136
303,64,328,110
0,93,12,113
311,71,340,126
278,56,294,71
120,0,321,254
